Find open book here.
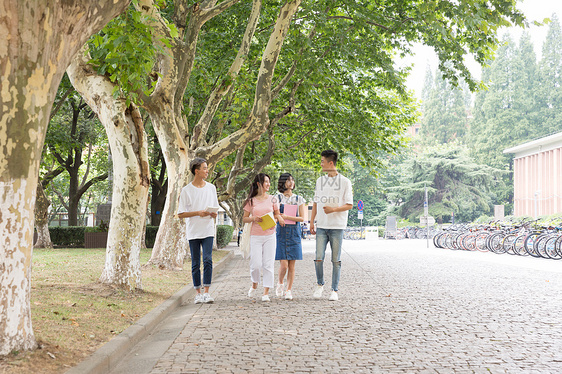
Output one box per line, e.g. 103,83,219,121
205,206,219,214
257,212,276,231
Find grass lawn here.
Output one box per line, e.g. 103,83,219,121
0,247,229,374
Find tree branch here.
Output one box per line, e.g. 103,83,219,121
50,86,74,120
51,186,70,212
190,0,262,150
79,143,93,189
76,173,109,198
203,0,302,165
41,167,65,188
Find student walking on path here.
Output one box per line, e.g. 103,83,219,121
242,173,284,302
275,173,306,300
177,158,219,304
309,150,353,301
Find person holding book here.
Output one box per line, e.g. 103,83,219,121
274,173,306,300
242,173,284,302
310,150,353,301
177,158,219,304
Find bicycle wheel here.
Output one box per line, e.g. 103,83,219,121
502,234,517,255
444,233,455,249
535,234,553,259
475,232,490,252
487,233,505,254
453,232,466,250
544,236,561,259
433,232,445,248
555,235,562,258
461,233,476,251
524,232,541,257
513,235,528,256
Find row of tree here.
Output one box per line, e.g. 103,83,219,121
0,0,531,356
385,15,562,223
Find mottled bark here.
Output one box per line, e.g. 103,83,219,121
150,145,167,226
34,183,52,249
145,108,190,269
0,0,130,355
67,48,150,290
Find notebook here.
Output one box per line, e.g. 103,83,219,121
283,204,298,225
257,212,276,231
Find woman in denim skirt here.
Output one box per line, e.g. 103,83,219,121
275,173,306,300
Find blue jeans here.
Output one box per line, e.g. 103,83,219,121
189,236,214,289
314,228,343,292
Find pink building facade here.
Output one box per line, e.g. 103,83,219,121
504,132,562,217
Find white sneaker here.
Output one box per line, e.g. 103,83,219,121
248,287,257,298
284,290,293,300
261,295,271,302
194,293,204,304
329,291,338,301
275,283,284,297
313,285,324,299
202,293,214,303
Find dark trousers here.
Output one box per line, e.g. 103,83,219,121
189,236,214,289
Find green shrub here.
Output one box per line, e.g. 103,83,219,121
216,225,234,248
84,220,109,233
49,227,85,247
145,226,159,248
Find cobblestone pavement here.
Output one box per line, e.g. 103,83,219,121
123,239,562,373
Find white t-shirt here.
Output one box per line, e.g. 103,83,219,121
177,182,219,240
313,174,353,229
275,193,306,207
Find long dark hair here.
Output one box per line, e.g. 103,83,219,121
278,173,294,193
244,173,270,207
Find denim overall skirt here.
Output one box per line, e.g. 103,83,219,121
275,195,303,261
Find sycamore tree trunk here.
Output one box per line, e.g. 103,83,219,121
34,167,64,249
67,48,150,290
0,0,130,356
145,108,190,269
138,0,300,268
34,183,53,249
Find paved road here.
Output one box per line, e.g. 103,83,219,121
111,239,562,373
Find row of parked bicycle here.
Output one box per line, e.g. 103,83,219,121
432,221,562,260
385,226,439,240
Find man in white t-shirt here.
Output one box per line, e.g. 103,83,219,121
310,150,353,301
177,158,219,304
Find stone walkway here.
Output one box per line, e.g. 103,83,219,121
111,239,562,373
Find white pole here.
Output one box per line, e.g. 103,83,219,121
425,185,429,248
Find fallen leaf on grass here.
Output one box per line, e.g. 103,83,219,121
47,352,56,359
